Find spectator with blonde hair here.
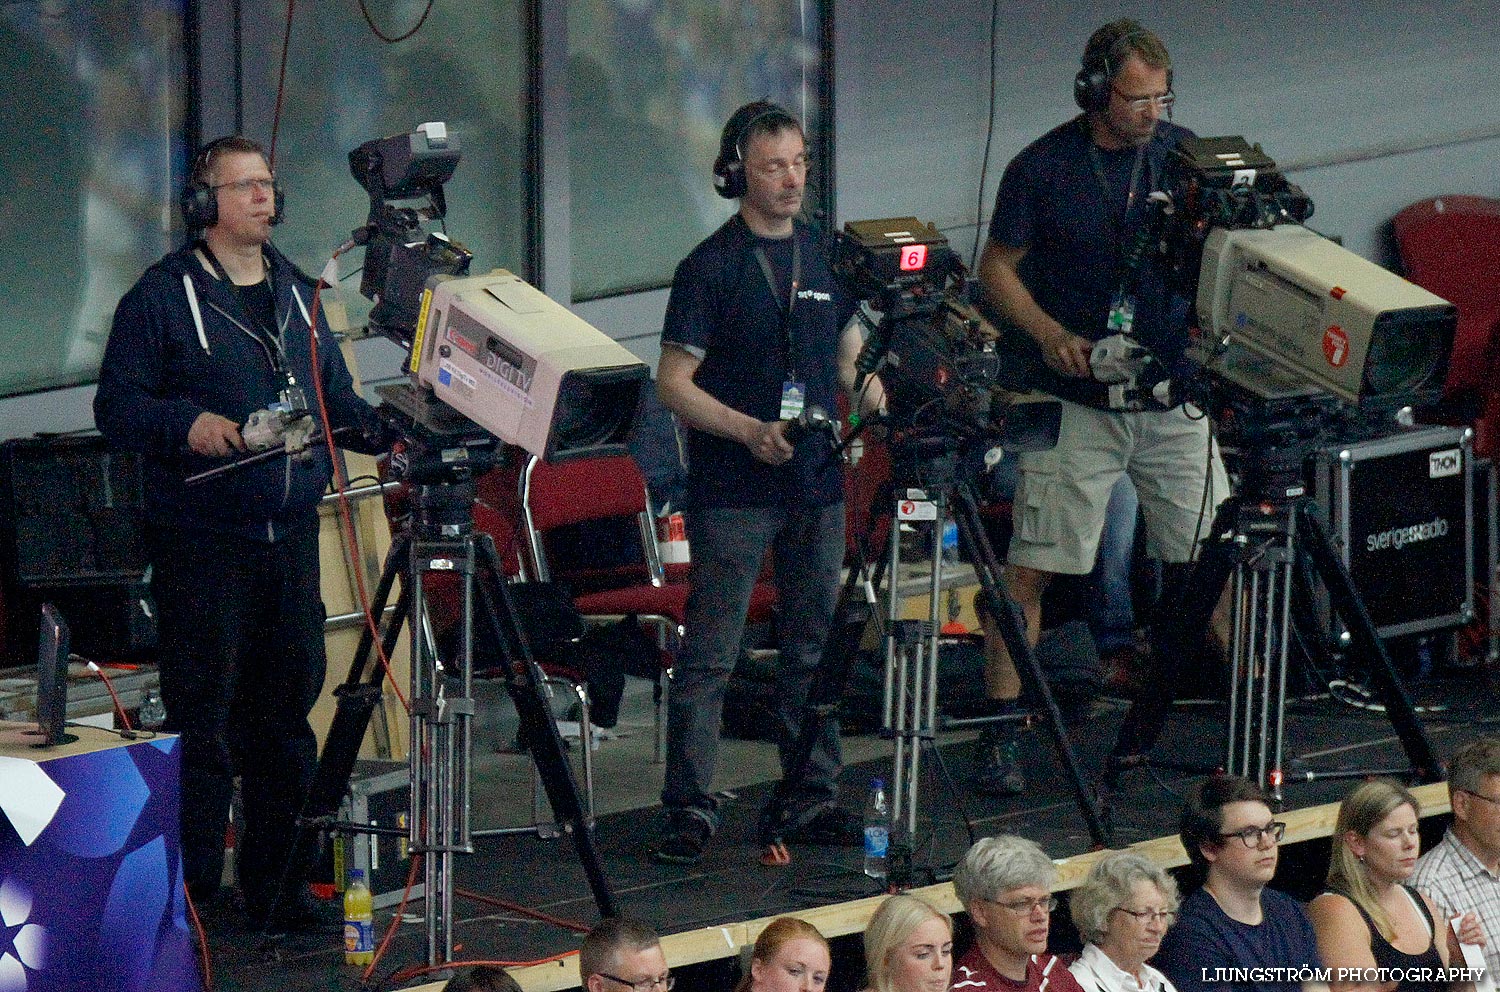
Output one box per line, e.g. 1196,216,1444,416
1309,779,1483,992
861,893,952,992
1068,850,1180,992
736,917,831,992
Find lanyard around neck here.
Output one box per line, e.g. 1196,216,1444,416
752,232,801,374
198,241,287,371
1084,122,1150,234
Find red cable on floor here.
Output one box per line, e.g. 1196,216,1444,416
452,888,591,933
183,882,214,992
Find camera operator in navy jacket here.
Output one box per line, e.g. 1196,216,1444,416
95,135,387,931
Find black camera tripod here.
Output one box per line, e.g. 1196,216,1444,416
1108,443,1444,805
759,433,1111,876
288,432,614,969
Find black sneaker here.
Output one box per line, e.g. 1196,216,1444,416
783,805,863,846
974,733,1026,796
650,809,714,865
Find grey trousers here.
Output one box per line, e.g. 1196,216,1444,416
661,502,846,826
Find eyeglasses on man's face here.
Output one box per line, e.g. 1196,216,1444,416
1111,88,1175,113
600,974,675,992
990,895,1058,915
1218,821,1287,847
213,177,276,195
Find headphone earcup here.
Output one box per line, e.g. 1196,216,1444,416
1074,64,1110,112
180,180,217,231
712,152,744,200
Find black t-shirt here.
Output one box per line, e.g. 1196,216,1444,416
238,279,279,348
661,215,854,509
988,117,1195,406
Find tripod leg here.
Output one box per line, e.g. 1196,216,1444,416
953,483,1113,849
409,535,476,966
473,537,618,917
343,529,412,686
1111,498,1239,765
1295,503,1443,783
282,532,412,920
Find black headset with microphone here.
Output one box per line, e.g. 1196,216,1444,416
179,136,285,232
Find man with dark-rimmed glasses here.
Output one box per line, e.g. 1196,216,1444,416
580,918,672,992
1157,777,1326,992
1413,736,1500,978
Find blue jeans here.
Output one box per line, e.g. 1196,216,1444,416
662,502,846,824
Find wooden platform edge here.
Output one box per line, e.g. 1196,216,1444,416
404,781,1453,992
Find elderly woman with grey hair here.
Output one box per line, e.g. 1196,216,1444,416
951,835,1085,992
1068,851,1180,992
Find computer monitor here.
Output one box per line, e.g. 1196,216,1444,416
34,603,77,747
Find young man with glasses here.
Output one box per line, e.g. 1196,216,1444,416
950,834,1086,992
1411,736,1500,978
1157,777,1327,992
580,918,673,992
973,18,1230,793
95,135,388,932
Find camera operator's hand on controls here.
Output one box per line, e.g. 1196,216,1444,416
747,419,796,466
1041,330,1094,378
188,412,247,458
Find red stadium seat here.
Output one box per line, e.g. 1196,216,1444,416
1393,195,1500,456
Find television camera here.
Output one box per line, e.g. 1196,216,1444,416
1142,136,1458,494
349,123,647,462
1104,138,1456,795
833,217,1060,454
822,219,1106,854
308,126,632,963
1165,138,1455,418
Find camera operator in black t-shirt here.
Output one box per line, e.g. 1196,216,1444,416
649,100,882,865
975,21,1231,782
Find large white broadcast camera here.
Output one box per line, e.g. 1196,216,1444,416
351,124,647,460
407,269,646,460
1178,138,1456,413
1193,224,1455,410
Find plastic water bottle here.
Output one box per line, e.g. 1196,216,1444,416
863,778,890,880
344,868,374,965
941,520,959,567
138,689,166,731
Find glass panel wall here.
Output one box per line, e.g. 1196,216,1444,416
566,0,828,301
0,1,185,398
237,1,527,332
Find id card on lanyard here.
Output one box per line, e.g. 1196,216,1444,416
753,235,806,421
1087,130,1150,335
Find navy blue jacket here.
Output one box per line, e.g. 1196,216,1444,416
94,242,384,541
